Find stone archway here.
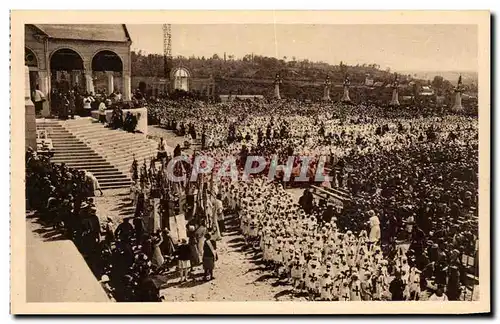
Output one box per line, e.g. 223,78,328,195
171,67,191,92
92,50,124,97
50,48,85,93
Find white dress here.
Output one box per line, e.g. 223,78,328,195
369,215,381,243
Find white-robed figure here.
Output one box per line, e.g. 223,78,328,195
339,279,351,301
344,230,356,246
290,253,304,291
129,180,139,205
379,259,389,278
319,267,333,300
229,187,238,211
360,271,373,301
374,268,389,300
372,246,384,264
356,243,370,268
400,256,410,283
358,229,368,245
349,273,363,301
346,245,357,268
307,215,317,231
262,229,273,263
367,210,381,244
323,241,336,261
408,267,422,301
282,240,295,278
272,236,284,271
306,254,321,295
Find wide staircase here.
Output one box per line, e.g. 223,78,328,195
36,119,131,190
60,117,160,179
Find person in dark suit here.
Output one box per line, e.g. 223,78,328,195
202,233,217,281
389,271,405,300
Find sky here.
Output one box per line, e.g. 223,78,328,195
127,24,478,72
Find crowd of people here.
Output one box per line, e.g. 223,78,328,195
26,149,173,302
225,177,465,301
26,89,479,302
143,97,479,301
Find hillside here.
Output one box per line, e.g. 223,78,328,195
398,70,478,85
132,51,400,85
131,51,476,100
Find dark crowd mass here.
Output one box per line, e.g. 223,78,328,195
27,90,479,301
143,96,479,301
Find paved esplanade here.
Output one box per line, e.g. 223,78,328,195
26,218,109,302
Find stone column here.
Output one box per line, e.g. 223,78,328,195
73,71,80,87
123,71,131,101
390,87,400,106
452,91,463,112
323,85,331,101
106,71,114,95
37,70,51,117
25,66,36,150
85,71,95,94
341,86,351,102
274,83,281,100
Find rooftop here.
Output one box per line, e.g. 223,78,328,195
33,24,131,43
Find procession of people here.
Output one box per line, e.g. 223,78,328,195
127,94,478,301
26,85,478,302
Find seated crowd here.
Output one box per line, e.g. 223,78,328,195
26,94,479,302
144,97,478,301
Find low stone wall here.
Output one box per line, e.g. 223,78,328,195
91,107,148,135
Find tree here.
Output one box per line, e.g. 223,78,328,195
212,54,220,60
431,75,444,89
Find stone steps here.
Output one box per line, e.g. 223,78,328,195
36,119,132,190
61,118,163,178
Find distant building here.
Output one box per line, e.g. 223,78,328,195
420,85,434,96
220,94,264,102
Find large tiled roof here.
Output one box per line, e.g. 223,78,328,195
34,24,130,43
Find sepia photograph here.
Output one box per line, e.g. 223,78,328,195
10,10,490,314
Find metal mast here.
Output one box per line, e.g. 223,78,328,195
162,24,172,78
